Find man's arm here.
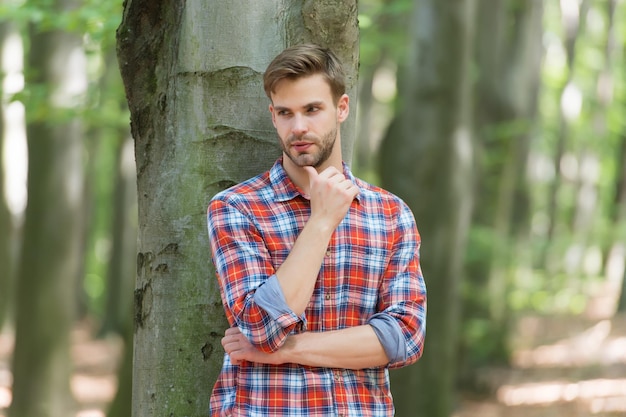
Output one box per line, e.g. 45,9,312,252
208,165,360,353
222,325,389,370
273,166,359,316
224,197,427,369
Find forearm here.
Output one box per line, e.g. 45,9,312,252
281,325,389,369
276,166,359,316
274,217,333,315
223,324,390,369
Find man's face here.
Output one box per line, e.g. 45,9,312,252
269,74,348,169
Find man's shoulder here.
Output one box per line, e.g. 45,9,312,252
355,177,404,205
353,176,417,222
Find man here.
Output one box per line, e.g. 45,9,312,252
207,44,426,416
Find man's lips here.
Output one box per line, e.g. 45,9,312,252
291,142,313,152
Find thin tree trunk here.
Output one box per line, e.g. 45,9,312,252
116,2,358,415
106,303,133,417
543,0,589,265
594,0,626,313
613,45,626,310
354,0,403,174
99,135,136,335
379,1,476,415
10,1,86,414
355,60,377,173
104,137,135,414
0,20,15,331
460,1,543,379
98,44,136,336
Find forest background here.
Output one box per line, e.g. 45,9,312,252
0,0,625,416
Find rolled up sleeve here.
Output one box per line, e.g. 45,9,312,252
208,197,302,353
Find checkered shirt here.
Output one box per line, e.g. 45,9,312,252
207,159,426,416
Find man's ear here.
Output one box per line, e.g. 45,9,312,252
337,94,349,123
269,103,277,127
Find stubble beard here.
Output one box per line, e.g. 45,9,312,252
281,126,338,168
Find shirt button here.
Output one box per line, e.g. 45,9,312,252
325,250,331,257
324,293,331,301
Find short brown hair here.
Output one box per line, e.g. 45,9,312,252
263,44,346,103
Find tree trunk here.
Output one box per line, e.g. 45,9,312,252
98,44,137,336
116,2,358,415
10,1,86,415
0,20,16,331
99,135,136,335
355,0,406,174
613,41,626,312
102,136,136,417
379,0,476,416
106,303,133,417
543,0,589,267
461,0,543,377
614,131,626,310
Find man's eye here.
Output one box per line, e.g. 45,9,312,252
307,107,319,113
278,110,290,116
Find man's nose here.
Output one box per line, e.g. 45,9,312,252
291,114,308,136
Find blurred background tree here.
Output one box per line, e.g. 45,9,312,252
0,0,624,416
379,1,477,415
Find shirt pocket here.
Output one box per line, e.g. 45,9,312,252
337,243,391,328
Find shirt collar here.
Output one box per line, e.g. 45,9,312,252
269,158,361,203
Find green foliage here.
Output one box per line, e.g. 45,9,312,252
1,0,122,42
358,0,412,67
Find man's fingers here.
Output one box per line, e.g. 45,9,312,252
306,166,349,186
221,328,248,366
224,327,241,336
302,165,318,184
222,327,243,349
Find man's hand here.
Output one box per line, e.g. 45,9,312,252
222,327,285,366
303,166,359,230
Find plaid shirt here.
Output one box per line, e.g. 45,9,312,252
207,159,426,417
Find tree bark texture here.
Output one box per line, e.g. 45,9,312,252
116,1,358,415
379,1,476,416
10,2,86,415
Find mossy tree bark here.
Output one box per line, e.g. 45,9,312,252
116,1,358,415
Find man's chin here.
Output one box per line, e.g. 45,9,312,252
289,154,319,168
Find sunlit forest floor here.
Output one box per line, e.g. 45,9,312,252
0,320,123,417
456,282,626,417
456,315,626,416
0,288,624,417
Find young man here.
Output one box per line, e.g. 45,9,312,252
207,44,426,416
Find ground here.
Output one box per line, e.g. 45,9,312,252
0,300,624,417
455,312,626,417
0,320,122,417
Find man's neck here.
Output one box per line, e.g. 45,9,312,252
283,156,344,197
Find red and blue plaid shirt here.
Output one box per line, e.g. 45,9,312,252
207,159,426,416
